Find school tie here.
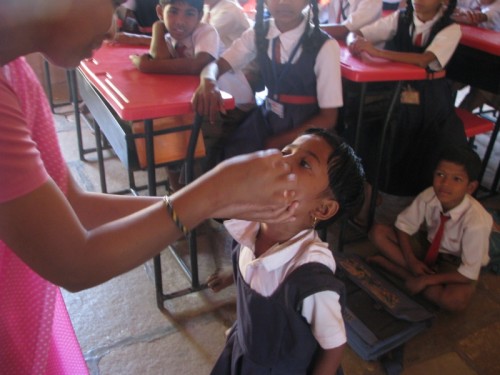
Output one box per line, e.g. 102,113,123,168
273,37,281,63
423,213,450,266
414,33,423,47
175,42,187,58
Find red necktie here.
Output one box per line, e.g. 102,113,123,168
273,37,281,63
414,33,423,47
175,43,187,58
424,213,450,266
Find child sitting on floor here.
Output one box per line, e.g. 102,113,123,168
369,145,493,312
209,128,365,374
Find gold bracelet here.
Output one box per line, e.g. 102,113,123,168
163,195,189,236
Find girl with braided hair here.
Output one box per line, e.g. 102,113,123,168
192,0,343,160
346,0,468,226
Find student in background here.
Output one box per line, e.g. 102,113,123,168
0,0,299,372
347,0,468,226
117,0,255,188
193,0,343,158
210,128,365,375
452,0,500,113
453,0,500,31
368,146,492,312
319,0,383,40
117,0,159,33
202,0,252,49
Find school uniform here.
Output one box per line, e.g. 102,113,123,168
355,9,468,196
221,17,342,157
210,220,345,375
319,0,382,31
202,0,252,49
166,22,254,107
396,187,493,280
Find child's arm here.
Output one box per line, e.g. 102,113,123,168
192,58,234,123
311,345,345,375
130,51,215,75
111,32,152,46
149,20,172,60
452,7,489,25
348,33,438,68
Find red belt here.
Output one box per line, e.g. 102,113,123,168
277,94,317,105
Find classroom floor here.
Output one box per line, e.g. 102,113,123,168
50,84,500,375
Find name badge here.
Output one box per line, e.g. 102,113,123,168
400,84,420,105
265,97,285,118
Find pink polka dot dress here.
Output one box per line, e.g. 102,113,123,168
0,58,89,374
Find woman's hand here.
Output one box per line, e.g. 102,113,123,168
348,36,378,58
205,150,298,223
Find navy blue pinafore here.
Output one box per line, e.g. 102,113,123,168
224,25,330,158
210,248,345,375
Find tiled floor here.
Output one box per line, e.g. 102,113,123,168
52,92,500,374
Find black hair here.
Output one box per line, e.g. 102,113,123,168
304,128,366,228
404,0,457,48
254,0,323,56
159,0,203,13
437,145,482,182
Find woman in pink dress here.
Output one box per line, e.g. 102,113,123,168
0,1,298,373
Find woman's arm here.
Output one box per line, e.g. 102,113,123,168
0,150,297,292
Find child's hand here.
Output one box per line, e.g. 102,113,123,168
349,37,378,58
129,53,152,71
192,78,226,124
408,257,434,276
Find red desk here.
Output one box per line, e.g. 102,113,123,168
339,44,445,230
448,25,500,194
76,43,234,309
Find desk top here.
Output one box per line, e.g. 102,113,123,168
459,24,500,56
80,44,233,121
339,44,446,83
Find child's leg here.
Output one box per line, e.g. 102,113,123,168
368,223,413,280
369,223,407,267
206,269,234,293
420,282,475,312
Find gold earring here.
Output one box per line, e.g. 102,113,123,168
312,216,318,229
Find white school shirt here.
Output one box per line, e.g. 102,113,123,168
395,187,493,280
202,0,252,49
221,17,343,109
166,22,254,106
224,219,346,349
320,0,383,31
360,9,462,71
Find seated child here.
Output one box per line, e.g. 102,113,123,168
209,128,365,374
114,0,254,189
452,0,500,113
369,145,493,312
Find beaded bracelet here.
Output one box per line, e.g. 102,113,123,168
163,195,189,236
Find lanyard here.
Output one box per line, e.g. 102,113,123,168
271,35,304,101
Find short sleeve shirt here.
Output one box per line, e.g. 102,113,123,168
221,17,343,109
395,187,493,280
360,9,462,70
225,219,346,349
